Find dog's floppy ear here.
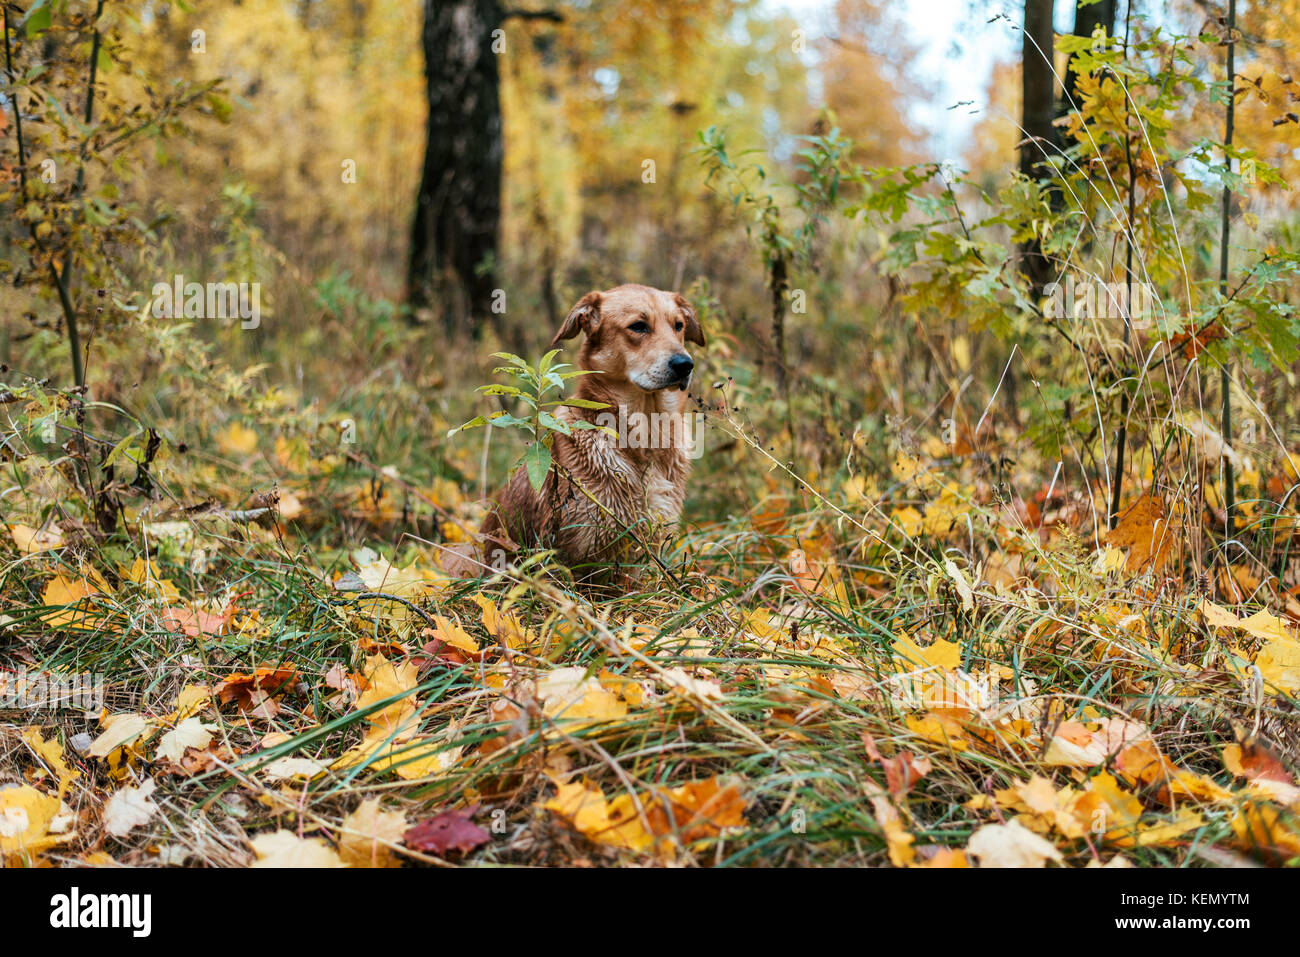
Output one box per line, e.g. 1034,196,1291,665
552,291,602,346
674,293,706,346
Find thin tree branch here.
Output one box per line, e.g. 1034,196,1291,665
56,0,107,390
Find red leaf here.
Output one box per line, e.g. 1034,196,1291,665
414,638,470,673
404,806,490,856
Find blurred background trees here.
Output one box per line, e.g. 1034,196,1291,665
4,0,1300,527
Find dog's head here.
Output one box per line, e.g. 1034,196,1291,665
551,284,705,392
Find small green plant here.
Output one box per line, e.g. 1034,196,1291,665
1,0,227,389
450,350,609,491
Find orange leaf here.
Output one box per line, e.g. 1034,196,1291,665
862,732,932,797
161,606,229,638
1104,496,1175,574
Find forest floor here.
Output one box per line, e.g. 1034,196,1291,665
4,403,1300,869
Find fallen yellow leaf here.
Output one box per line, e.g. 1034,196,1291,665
0,785,63,858
338,797,406,867
8,523,63,553
249,830,346,867
21,727,78,798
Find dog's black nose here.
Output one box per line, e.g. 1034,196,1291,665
668,354,694,379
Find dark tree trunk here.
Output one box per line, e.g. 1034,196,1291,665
1019,0,1057,291
407,0,504,332
1060,0,1116,114
1020,0,1058,183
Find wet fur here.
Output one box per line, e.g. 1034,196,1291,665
468,284,704,577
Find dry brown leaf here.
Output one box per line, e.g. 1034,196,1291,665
1104,496,1175,574
214,666,298,714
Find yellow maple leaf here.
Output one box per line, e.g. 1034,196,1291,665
355,555,448,599
471,594,534,648
1200,600,1300,691
0,785,63,859
21,728,78,798
261,756,329,782
390,738,462,780
1199,599,1244,631
1206,601,1300,692
546,781,614,836
1072,772,1145,846
891,632,961,672
842,474,879,505
531,666,631,726
564,689,628,722
891,451,934,488
915,847,969,867
545,780,653,852
171,684,213,722
354,654,419,736
338,797,407,867
743,607,787,648
922,488,972,538
440,519,473,544
8,523,63,553
648,778,747,840
906,710,970,750
1162,770,1235,804
1015,775,1059,815
123,556,181,602
430,614,480,655
331,656,453,776
1256,638,1300,693
599,670,646,707
1093,546,1127,574
41,573,107,629
155,717,215,764
1239,609,1293,644
249,830,346,868
659,666,723,703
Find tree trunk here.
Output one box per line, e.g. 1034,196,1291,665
407,0,503,332
1020,0,1057,181
1019,0,1057,292
1060,0,1116,114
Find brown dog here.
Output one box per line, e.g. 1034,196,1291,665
465,284,704,578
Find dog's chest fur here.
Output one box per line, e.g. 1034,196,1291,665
484,391,692,570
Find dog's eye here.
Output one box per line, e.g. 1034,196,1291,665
629,321,650,334
674,322,684,332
